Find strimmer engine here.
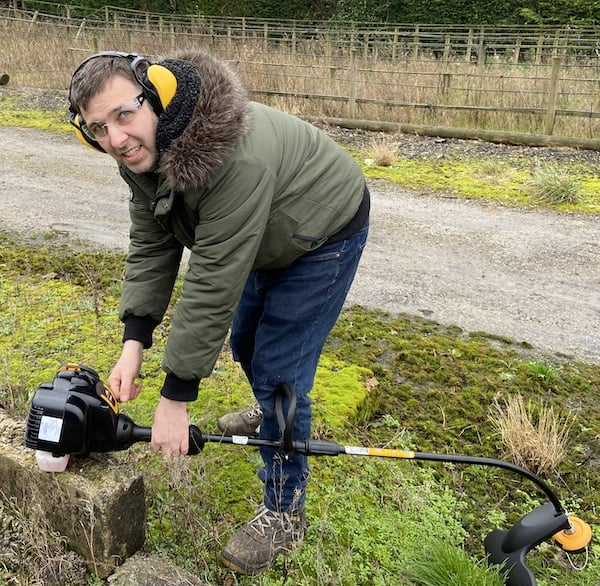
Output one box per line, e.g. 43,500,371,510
24,364,149,470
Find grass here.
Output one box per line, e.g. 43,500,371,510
358,151,600,214
3,9,600,140
527,165,584,205
0,233,599,585
490,393,573,476
405,539,507,586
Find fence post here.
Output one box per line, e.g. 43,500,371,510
443,34,451,61
544,57,562,135
348,48,357,119
27,11,38,34
392,27,398,65
477,26,486,72
465,28,473,62
512,37,521,64
535,34,544,64
263,22,268,53
412,25,420,61
440,72,451,100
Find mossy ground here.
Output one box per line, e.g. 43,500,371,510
1,234,598,585
359,154,600,214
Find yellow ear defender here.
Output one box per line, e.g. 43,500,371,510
69,115,105,152
146,63,177,111
68,51,177,152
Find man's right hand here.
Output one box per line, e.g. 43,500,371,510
108,339,144,402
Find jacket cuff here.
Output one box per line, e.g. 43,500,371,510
161,372,200,402
122,315,159,349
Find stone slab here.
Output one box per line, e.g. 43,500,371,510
0,410,146,577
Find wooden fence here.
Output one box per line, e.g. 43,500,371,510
2,3,600,148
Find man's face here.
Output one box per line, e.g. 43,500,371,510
80,75,159,174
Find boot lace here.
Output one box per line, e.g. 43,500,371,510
245,403,263,421
247,505,296,539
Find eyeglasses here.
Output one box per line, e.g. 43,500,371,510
75,93,146,141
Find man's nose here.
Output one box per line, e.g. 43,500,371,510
106,124,129,148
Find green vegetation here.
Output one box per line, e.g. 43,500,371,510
360,152,600,214
0,97,70,134
527,165,585,206
1,97,598,215
24,0,600,26
1,227,599,584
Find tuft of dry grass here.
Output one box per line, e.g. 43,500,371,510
0,490,88,585
489,393,573,476
368,137,396,166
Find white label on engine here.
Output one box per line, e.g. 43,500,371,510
38,416,63,443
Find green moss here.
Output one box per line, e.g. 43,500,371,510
0,97,71,133
2,232,599,584
312,355,376,433
359,155,600,214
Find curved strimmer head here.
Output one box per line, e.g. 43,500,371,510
484,502,592,585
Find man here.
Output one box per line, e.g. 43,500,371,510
69,49,369,575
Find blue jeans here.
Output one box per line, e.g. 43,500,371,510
230,218,369,512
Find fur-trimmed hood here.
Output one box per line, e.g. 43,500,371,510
156,50,250,191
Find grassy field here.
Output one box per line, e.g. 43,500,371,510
0,98,599,585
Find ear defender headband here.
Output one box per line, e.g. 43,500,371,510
68,51,177,152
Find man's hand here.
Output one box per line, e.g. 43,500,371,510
151,396,190,459
108,340,144,402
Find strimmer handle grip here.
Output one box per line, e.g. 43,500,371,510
125,422,205,455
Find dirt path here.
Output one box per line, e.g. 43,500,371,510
1,126,598,364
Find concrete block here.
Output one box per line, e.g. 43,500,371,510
107,553,208,585
0,410,146,578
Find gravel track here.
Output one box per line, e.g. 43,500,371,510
0,124,598,365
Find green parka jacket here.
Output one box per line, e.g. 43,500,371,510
118,50,366,402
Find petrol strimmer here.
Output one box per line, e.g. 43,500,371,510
24,364,592,586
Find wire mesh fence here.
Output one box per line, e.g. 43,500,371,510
2,2,600,144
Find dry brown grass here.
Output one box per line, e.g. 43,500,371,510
0,490,88,585
368,137,396,166
489,394,573,476
1,11,600,138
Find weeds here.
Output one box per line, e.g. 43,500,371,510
0,491,88,585
404,539,506,586
527,165,583,205
368,137,396,166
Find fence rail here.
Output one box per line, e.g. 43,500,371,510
1,4,600,148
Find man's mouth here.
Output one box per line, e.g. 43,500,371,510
121,145,142,160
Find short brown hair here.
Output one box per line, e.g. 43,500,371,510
69,54,141,113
